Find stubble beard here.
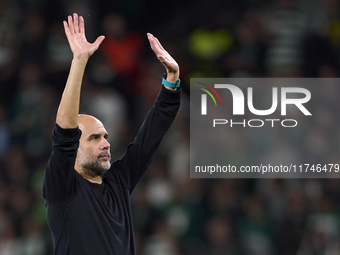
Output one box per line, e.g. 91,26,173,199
78,149,111,178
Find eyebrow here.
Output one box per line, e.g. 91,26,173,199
88,133,109,140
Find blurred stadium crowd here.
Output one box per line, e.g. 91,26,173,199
0,0,340,254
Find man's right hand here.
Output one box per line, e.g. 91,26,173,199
57,14,104,129
63,13,105,60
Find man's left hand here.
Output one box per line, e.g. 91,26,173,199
147,33,180,84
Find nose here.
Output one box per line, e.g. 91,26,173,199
101,138,110,150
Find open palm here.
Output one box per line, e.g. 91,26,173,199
147,33,179,77
63,13,105,59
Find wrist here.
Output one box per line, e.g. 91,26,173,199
162,73,180,90
72,56,88,65
165,72,179,83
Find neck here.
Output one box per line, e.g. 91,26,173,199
80,172,103,184
75,164,103,184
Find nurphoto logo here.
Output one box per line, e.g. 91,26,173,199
195,82,312,128
190,78,339,179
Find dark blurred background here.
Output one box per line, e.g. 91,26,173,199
0,0,340,254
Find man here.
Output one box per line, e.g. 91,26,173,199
43,13,181,255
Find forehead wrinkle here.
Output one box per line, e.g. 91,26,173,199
82,124,107,138
88,131,109,138
78,115,108,139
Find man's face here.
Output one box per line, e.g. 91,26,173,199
76,115,111,178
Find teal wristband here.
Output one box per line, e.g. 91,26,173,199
162,77,181,88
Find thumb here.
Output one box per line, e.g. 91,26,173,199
157,55,165,63
93,35,105,50
157,55,172,70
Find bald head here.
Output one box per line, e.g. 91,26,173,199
78,114,104,132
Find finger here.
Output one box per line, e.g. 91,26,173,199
153,36,166,51
148,33,165,51
63,21,71,37
147,33,161,55
147,33,179,74
147,33,155,49
147,32,154,41
92,35,105,50
73,13,79,33
79,16,85,34
68,15,74,35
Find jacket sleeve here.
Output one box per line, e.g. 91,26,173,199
43,123,82,205
109,86,181,193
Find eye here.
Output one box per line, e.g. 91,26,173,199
89,135,100,141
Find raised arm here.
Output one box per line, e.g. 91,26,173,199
111,34,181,192
56,13,105,129
147,33,179,90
